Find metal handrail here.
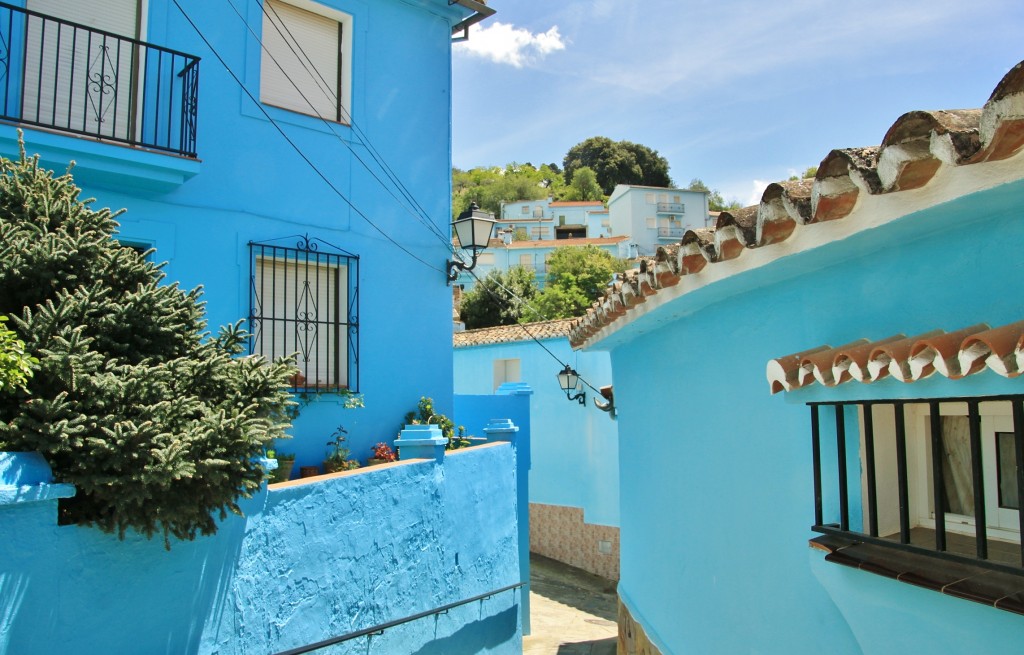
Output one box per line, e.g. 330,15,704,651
271,581,525,655
0,1,200,156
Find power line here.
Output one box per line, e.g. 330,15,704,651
170,0,445,273
464,268,607,397
234,0,454,248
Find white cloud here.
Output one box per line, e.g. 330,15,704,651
455,22,566,68
747,180,770,207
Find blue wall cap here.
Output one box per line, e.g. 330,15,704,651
398,423,444,439
0,452,76,505
483,418,519,434
496,382,534,396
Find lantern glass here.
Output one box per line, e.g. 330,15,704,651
453,205,495,251
557,365,579,392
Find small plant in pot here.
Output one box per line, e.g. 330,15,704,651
324,425,361,473
268,450,296,483
368,442,397,466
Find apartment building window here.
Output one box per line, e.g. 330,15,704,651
645,193,655,204
249,237,359,392
646,218,655,229
260,0,352,123
521,206,529,215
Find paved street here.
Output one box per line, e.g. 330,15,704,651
524,554,618,655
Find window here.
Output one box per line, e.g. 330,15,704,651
521,206,529,215
493,358,520,391
644,193,655,204
260,0,351,122
519,254,533,268
249,237,359,392
646,218,655,229
810,396,1024,578
533,206,544,218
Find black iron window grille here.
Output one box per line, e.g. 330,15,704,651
249,236,359,393
810,395,1024,576
0,2,199,157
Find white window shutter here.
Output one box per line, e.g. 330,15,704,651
260,0,341,120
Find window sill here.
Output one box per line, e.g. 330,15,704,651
811,534,1024,615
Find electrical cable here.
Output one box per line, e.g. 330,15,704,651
235,0,454,248
464,267,607,397
170,0,445,272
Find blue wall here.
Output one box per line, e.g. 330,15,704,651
600,179,1024,653
0,446,521,654
0,0,470,473
455,338,619,527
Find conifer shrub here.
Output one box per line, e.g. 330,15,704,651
0,145,295,546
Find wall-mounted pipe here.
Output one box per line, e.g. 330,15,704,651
449,0,496,42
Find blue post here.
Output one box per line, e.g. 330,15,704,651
483,415,531,635
395,424,447,461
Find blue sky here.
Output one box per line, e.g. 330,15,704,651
452,0,1024,206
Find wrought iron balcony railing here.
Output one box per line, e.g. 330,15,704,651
657,227,684,239
656,202,685,214
0,2,199,157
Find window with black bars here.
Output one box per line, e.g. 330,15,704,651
248,236,358,393
810,395,1024,575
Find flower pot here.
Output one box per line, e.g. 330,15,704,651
271,458,295,483
323,460,344,474
299,465,320,478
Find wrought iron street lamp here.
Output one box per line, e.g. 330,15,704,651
556,364,586,405
447,202,496,284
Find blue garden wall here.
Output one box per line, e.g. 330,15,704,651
0,0,471,473
0,444,522,655
601,179,1024,653
455,339,619,527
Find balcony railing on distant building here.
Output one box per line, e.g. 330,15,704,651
657,227,685,239
0,2,200,157
656,202,685,214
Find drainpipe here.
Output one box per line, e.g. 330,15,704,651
449,0,496,42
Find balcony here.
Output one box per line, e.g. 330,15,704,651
656,202,685,214
657,227,685,239
0,2,200,158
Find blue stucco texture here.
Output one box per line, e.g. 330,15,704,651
0,445,521,655
605,180,1024,653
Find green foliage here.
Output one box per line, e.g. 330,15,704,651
459,266,539,330
0,315,36,394
0,147,295,546
511,227,529,242
789,166,818,181
522,246,628,321
324,425,359,471
563,137,672,196
559,166,604,202
452,163,565,220
687,177,742,212
404,397,469,450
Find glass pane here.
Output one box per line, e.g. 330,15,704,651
940,416,974,517
997,431,1019,510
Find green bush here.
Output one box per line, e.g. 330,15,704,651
0,145,295,546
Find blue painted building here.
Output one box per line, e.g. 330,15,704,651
569,63,1024,653
457,235,631,291
454,319,620,580
0,0,493,470
607,184,710,257
497,197,606,241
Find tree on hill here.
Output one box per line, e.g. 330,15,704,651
687,178,742,212
563,137,672,196
0,148,294,547
452,163,564,220
559,166,604,202
526,245,628,320
460,266,539,330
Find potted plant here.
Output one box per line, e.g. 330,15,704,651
368,442,397,466
269,450,296,483
324,425,361,473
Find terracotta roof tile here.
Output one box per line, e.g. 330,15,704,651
766,321,1024,394
454,318,576,348
568,60,1024,350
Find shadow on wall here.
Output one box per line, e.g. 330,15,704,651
408,604,520,655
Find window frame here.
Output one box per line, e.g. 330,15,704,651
810,395,1024,576
248,235,359,393
258,0,353,125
